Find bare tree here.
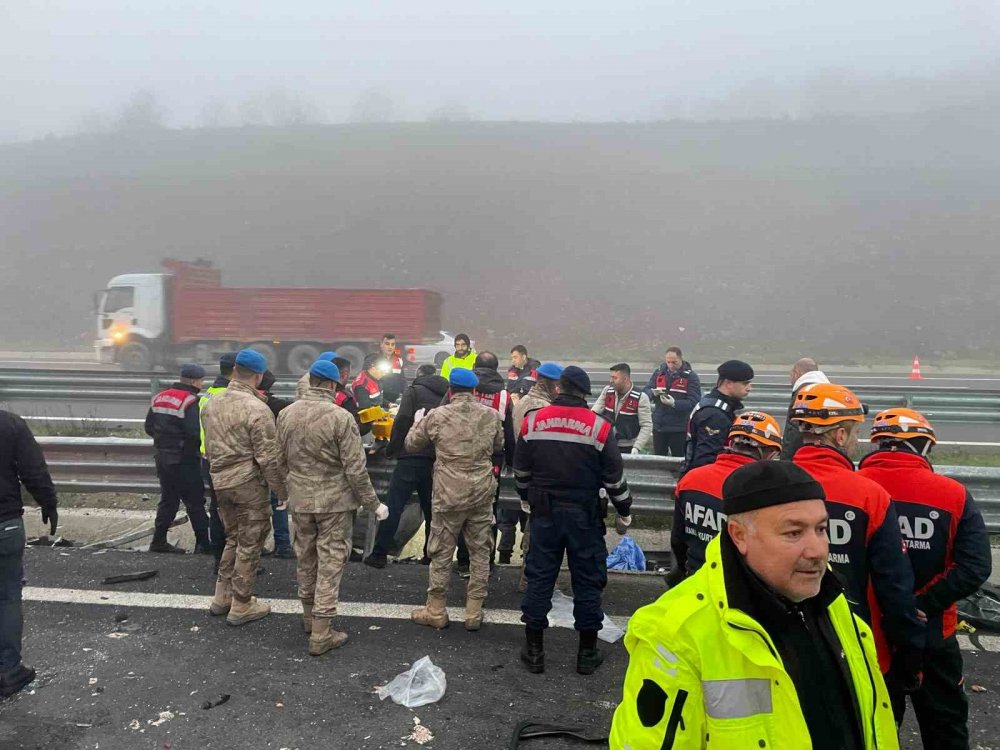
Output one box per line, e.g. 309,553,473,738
116,89,166,132
350,87,396,123
199,96,233,128
427,102,472,122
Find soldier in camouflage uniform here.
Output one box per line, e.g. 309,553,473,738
277,360,388,656
405,368,505,631
202,349,288,626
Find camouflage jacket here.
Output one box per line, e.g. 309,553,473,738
201,379,287,500
404,392,504,511
275,387,380,514
295,372,310,400
513,383,554,434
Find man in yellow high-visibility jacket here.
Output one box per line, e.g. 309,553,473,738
439,333,477,380
611,461,900,750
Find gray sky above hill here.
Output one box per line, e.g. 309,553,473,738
3,1,999,141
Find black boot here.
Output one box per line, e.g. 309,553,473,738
149,537,185,554
0,664,36,698
193,533,212,555
521,627,545,674
577,629,604,675
498,550,512,565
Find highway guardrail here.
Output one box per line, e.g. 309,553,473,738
36,437,1000,532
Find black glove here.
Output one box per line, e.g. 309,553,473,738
893,645,924,694
41,506,58,536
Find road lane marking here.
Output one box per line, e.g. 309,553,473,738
21,587,1000,652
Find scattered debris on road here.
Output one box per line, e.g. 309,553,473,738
405,717,434,745
970,684,988,693
148,710,174,727
200,694,231,710
102,570,158,585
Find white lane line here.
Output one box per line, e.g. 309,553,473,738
23,586,527,625
23,587,1000,653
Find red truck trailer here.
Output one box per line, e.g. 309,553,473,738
95,259,443,373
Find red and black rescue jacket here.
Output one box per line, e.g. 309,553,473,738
352,371,384,412
595,386,642,449
794,445,925,670
670,452,754,576
514,394,631,517
859,450,992,642
144,382,201,465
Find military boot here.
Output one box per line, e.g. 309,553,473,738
411,595,450,629
209,580,232,616
149,538,185,554
576,629,604,675
302,601,313,634
308,618,349,656
464,598,484,631
521,627,545,674
226,597,270,626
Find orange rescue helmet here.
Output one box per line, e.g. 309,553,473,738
870,408,937,444
790,382,866,427
727,411,783,449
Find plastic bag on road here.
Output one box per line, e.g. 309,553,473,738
376,656,447,708
607,536,646,572
547,589,624,643
958,583,1000,632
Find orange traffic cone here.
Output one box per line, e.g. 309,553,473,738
909,355,923,380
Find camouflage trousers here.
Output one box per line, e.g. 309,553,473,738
427,505,493,602
216,479,271,603
292,510,353,619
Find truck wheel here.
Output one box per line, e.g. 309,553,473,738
286,344,320,374
247,343,279,372
434,351,449,366
335,345,366,375
119,342,152,372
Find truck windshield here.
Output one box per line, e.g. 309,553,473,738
102,287,135,313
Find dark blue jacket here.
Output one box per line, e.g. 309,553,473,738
682,388,742,473
643,362,702,433
144,382,202,465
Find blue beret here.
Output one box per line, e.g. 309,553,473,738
449,368,479,388
536,361,564,380
318,351,337,362
309,360,341,383
218,352,237,369
180,363,206,379
559,365,592,395
235,348,268,374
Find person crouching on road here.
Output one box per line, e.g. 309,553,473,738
201,349,288,626
405,368,504,632
668,411,783,585
515,366,633,676
859,408,991,744
144,363,211,554
276,360,388,655
611,461,900,750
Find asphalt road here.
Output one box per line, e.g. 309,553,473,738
2,549,998,749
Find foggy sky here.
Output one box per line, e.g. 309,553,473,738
3,1,1000,142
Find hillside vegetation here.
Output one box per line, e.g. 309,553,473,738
2,113,998,361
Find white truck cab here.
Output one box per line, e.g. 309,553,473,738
95,273,168,369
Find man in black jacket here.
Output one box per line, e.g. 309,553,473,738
682,359,754,474
365,364,449,568
0,410,57,698
642,346,702,456
145,364,210,554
